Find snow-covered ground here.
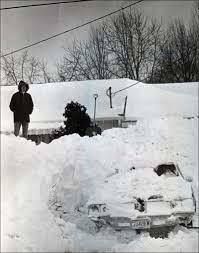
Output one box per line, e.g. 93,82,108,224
1,80,198,252
1,116,198,252
1,79,198,131
1,79,128,131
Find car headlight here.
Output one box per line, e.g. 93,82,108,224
88,204,107,217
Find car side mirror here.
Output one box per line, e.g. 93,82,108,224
185,176,193,182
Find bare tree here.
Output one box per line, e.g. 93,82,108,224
58,6,198,84
26,55,41,83
105,9,162,80
1,51,54,85
190,1,199,80
85,24,112,79
1,54,19,85
57,23,113,81
57,40,84,81
40,60,55,83
153,16,199,83
58,9,162,82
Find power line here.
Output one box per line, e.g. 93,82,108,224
113,78,146,96
1,0,144,58
106,77,149,109
0,0,94,11
106,76,148,101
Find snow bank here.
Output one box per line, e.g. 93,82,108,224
125,80,198,119
1,136,68,252
1,116,198,252
113,229,198,252
1,79,198,131
1,79,129,131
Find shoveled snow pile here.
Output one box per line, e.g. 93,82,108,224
1,116,198,252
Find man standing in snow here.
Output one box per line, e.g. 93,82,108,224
9,80,34,138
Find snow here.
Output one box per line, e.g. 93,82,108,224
113,229,199,252
87,168,194,218
1,116,198,252
1,79,198,131
125,82,198,119
1,79,198,252
1,79,129,131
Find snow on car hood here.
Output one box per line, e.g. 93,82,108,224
87,168,193,217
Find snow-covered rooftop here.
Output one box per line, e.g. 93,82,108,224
1,79,198,131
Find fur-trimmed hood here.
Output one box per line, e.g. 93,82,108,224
18,80,29,92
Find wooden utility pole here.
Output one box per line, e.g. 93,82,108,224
118,96,128,122
123,96,128,118
108,87,112,108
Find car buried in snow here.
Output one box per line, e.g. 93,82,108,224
87,163,196,235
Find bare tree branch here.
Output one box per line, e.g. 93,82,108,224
1,51,54,85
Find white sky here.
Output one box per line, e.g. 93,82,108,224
1,0,195,71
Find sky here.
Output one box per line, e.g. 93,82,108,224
1,0,195,72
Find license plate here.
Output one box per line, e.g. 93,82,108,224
118,222,131,227
131,219,150,229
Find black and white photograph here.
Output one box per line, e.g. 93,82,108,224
1,0,199,252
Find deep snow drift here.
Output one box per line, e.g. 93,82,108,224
1,80,198,131
1,116,198,252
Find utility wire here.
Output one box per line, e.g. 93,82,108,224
111,76,148,96
1,0,178,10
1,0,144,58
105,76,148,110
0,0,94,11
106,76,148,109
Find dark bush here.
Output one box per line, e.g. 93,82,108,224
52,101,101,139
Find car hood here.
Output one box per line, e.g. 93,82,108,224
87,168,193,218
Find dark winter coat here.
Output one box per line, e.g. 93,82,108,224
9,86,34,123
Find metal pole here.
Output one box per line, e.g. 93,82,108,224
94,97,96,126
